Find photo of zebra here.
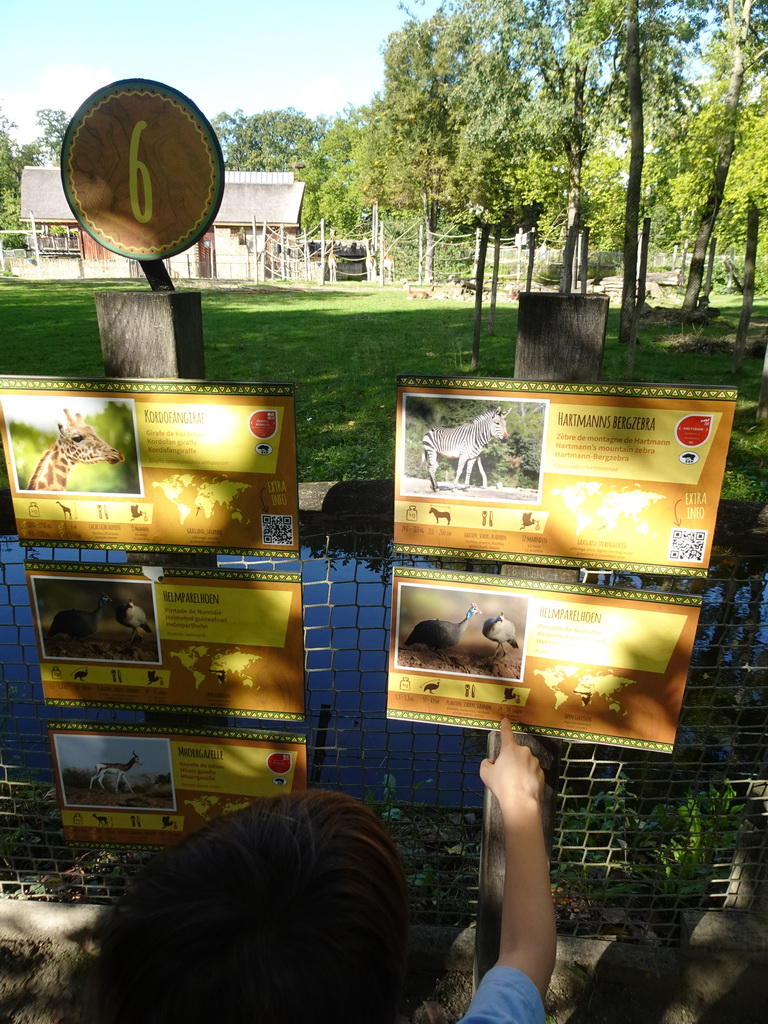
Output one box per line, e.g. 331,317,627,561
399,394,546,501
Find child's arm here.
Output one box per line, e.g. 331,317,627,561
479,720,556,998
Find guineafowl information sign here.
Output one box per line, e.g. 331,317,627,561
49,723,306,850
28,562,304,720
0,376,299,557
395,375,737,577
388,566,701,753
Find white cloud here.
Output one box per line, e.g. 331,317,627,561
1,64,113,145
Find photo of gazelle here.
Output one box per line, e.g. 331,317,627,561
52,732,175,811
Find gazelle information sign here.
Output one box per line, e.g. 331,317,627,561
49,723,307,849
0,377,299,556
395,376,737,576
388,567,702,752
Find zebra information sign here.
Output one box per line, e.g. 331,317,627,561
49,723,306,850
0,376,299,557
388,566,701,752
394,375,737,577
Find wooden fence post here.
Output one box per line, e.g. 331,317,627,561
474,290,608,984
487,226,502,336
471,225,491,370
95,291,205,378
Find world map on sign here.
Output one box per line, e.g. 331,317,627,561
184,794,251,820
170,645,263,690
534,664,636,715
552,482,665,537
152,473,251,525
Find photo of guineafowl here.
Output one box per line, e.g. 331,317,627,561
115,600,153,643
404,603,481,651
48,593,111,638
482,612,519,658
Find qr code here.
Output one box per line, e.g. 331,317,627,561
668,528,707,563
261,514,294,547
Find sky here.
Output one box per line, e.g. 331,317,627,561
0,0,442,146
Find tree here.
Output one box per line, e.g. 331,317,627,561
212,108,326,172
445,0,625,288
681,0,767,313
364,11,464,279
34,109,69,165
0,109,41,240
619,0,645,346
300,108,370,232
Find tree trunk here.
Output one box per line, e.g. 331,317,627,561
422,193,438,282
733,205,758,373
681,0,752,314
487,225,502,336
560,66,586,294
619,0,644,346
471,224,490,370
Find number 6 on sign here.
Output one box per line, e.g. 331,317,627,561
129,121,152,224
61,79,224,259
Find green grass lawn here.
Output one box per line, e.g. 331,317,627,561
1,277,766,498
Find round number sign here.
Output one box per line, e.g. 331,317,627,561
61,79,224,260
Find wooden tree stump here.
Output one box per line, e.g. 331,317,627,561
95,291,205,379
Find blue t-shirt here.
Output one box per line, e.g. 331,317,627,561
457,966,544,1024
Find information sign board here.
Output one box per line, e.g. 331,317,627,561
61,79,224,259
0,377,298,556
395,376,737,576
28,562,304,720
388,567,702,752
49,723,306,849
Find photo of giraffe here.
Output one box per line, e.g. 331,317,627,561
0,395,141,494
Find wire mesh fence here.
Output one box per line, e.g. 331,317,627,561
1,515,766,946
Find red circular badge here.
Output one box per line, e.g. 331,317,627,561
249,410,278,439
675,415,712,447
267,752,292,774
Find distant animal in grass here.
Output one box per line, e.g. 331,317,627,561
404,282,434,299
115,600,153,643
404,603,480,652
482,612,519,659
48,593,110,640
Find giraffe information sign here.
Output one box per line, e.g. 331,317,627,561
0,376,299,556
395,376,737,577
49,723,307,850
27,562,304,720
388,566,702,752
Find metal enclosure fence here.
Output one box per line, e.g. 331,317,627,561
1,515,766,946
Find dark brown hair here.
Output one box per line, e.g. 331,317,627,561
88,790,410,1024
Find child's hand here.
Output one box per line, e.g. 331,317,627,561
480,720,544,824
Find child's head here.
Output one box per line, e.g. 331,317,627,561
89,789,410,1024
